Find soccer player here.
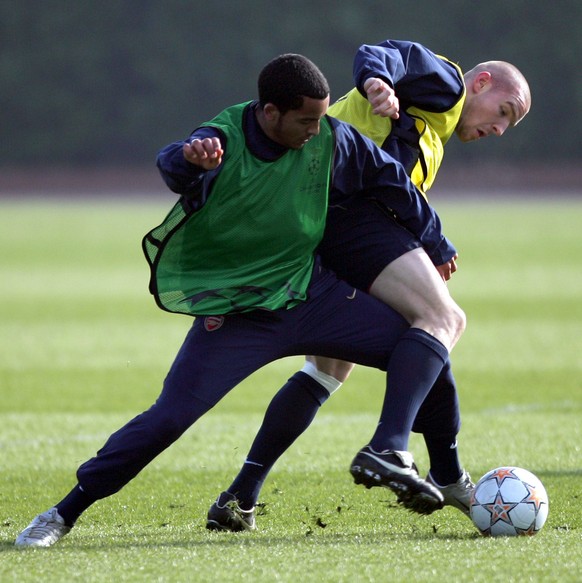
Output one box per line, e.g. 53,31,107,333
15,53,456,547
208,40,531,531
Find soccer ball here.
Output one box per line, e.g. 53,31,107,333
470,466,549,536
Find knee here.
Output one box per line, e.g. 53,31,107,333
418,300,466,351
149,411,190,445
448,303,467,342
146,399,203,444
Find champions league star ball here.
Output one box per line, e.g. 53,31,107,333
470,466,549,536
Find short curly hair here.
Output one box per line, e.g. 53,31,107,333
258,53,330,114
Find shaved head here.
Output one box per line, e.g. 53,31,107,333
465,61,531,123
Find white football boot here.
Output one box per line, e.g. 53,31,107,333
15,508,71,547
427,470,475,516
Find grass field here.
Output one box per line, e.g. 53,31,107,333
1,197,581,582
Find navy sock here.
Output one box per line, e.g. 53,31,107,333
412,360,463,484
227,372,330,509
370,328,448,452
55,484,96,526
424,435,463,485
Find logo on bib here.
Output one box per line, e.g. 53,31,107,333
204,316,224,331
308,156,321,175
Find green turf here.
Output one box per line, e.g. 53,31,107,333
1,198,581,582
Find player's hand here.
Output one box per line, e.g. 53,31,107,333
183,138,224,170
436,254,458,282
363,77,400,119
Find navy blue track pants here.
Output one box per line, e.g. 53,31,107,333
77,261,410,499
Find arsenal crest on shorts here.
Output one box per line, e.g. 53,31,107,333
204,316,225,331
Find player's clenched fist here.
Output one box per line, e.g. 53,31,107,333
183,137,224,170
436,254,458,282
363,77,400,119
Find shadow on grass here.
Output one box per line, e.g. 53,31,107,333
0,528,482,553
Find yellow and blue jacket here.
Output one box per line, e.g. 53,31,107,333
329,40,465,197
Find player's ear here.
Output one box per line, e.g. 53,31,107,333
473,71,492,93
263,103,280,121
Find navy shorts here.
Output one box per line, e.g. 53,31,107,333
318,197,422,292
